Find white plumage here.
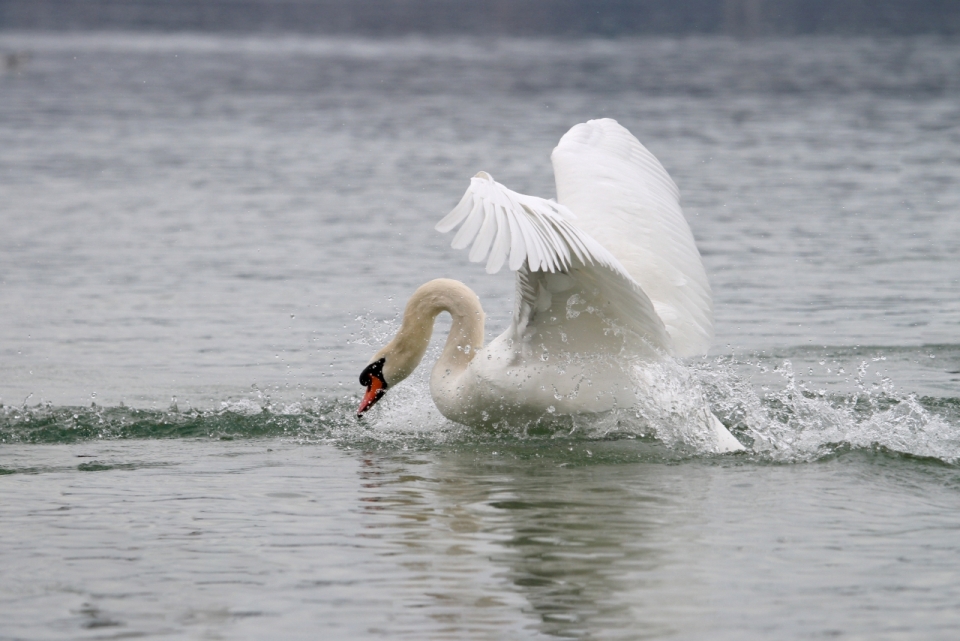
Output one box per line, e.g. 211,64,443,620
552,120,714,356
359,118,743,453
437,119,713,359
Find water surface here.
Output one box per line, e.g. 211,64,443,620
1,32,959,639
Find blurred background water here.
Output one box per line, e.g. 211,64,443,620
1,32,957,409
1,15,960,641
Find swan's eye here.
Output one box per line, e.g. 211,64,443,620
359,357,387,387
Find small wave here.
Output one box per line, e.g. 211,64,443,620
0,401,346,445
2,356,957,465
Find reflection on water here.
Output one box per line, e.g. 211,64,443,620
2,439,960,639
482,458,679,639
349,442,960,640
355,453,534,637
353,446,689,638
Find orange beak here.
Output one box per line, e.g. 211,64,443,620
357,375,386,416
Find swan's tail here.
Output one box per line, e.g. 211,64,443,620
709,412,745,453
630,358,744,453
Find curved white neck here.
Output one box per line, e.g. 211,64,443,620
373,279,485,389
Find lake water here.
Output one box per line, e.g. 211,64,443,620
1,32,959,639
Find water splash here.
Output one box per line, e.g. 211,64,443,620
2,340,957,464
345,317,960,463
698,356,960,464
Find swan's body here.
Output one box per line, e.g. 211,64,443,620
358,119,743,453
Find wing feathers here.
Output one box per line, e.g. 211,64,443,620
438,172,596,276
506,210,526,272
437,171,672,352
438,172,640,281
469,202,498,263
551,118,714,356
486,207,510,274
435,189,474,233
450,198,484,250
436,120,715,358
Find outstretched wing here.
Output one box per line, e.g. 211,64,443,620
436,171,670,353
552,119,714,357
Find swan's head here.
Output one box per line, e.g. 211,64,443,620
357,357,389,416
357,336,427,417
356,278,480,417
357,338,422,417
357,338,426,416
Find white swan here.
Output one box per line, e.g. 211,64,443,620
357,119,744,453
